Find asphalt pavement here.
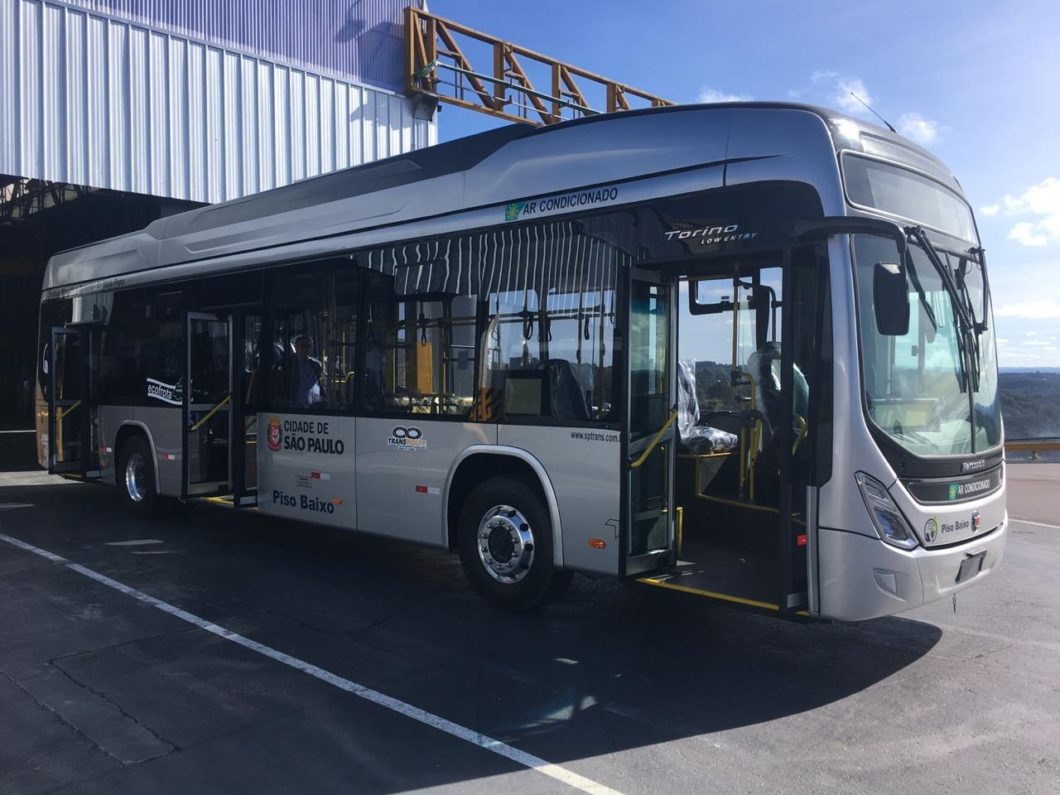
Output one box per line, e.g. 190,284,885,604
0,464,1057,793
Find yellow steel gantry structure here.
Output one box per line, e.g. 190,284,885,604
404,8,674,127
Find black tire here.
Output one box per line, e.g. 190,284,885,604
457,476,572,611
117,435,160,518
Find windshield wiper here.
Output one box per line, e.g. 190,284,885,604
960,246,990,335
898,235,939,333
905,226,980,390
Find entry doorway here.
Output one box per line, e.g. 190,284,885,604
641,246,828,614
47,324,100,478
182,307,261,504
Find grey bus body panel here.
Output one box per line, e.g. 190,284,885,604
497,426,622,575
258,413,358,530
43,163,727,301
354,419,494,547
725,108,847,217
99,411,181,497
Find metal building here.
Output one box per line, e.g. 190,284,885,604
0,0,435,426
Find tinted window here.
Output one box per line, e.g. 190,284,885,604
268,267,360,411
844,154,976,242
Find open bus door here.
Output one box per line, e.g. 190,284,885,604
622,269,677,576
47,325,100,478
636,245,828,616
184,313,232,497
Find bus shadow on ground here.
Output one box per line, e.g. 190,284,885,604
0,477,943,781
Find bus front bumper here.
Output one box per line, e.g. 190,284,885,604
818,514,1008,622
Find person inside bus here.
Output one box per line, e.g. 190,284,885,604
289,334,326,408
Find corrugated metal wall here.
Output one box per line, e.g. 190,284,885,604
46,0,416,93
0,0,437,203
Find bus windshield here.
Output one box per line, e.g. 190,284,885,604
852,234,1001,457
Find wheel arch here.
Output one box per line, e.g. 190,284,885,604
114,421,161,493
444,446,564,568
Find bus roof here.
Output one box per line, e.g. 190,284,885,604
43,102,960,293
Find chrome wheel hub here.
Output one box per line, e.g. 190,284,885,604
477,504,535,584
125,452,148,502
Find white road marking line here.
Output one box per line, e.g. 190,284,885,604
1011,518,1060,531
1,532,67,563
130,551,181,556
104,539,164,547
0,532,621,795
0,503,35,511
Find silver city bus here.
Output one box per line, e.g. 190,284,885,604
36,103,1006,620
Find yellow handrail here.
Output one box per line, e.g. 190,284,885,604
629,409,678,469
56,400,81,421
189,394,231,432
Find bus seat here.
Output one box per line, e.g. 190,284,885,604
676,359,738,453
544,359,590,421
747,342,809,446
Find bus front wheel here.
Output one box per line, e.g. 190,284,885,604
457,476,571,611
117,436,160,517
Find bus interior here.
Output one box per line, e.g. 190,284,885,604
650,248,828,613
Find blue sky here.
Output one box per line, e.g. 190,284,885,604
431,0,1060,368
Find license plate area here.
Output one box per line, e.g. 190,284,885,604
956,551,986,583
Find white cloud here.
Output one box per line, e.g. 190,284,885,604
995,301,1060,320
986,177,1060,248
1008,222,1048,247
981,204,1000,217
897,112,941,144
698,86,751,104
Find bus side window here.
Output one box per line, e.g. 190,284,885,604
361,270,477,417
478,281,617,425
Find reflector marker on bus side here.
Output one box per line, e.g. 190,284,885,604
0,531,622,795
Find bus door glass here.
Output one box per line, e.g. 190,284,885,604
48,326,98,476
624,269,676,575
232,308,262,504
185,313,232,496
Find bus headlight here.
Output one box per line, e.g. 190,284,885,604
855,472,918,550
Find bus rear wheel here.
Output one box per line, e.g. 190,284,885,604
117,435,160,517
458,476,571,611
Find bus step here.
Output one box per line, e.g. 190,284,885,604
201,493,258,509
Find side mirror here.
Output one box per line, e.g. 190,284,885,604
874,262,910,336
